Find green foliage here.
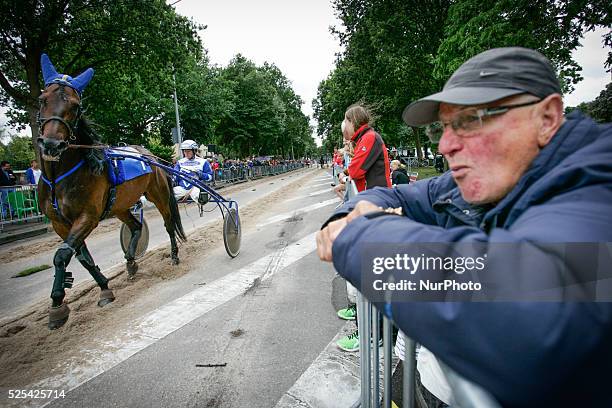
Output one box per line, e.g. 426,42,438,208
0,135,36,170
146,135,175,164
315,0,610,154
566,82,612,123
0,0,315,160
215,55,313,158
314,0,450,154
434,0,611,93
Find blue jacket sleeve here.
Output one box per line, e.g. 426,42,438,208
25,168,35,184
331,184,612,406
173,163,182,184
201,160,213,182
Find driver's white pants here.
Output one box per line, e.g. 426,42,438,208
173,185,200,202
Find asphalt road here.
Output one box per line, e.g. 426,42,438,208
4,168,366,408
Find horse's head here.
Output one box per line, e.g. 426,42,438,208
37,54,94,161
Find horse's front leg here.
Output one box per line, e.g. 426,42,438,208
48,215,98,330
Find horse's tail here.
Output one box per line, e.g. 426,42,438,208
166,175,187,242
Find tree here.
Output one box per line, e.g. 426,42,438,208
314,0,451,158
0,0,203,148
215,55,313,158
434,0,611,93
566,82,612,123
0,135,36,170
315,0,610,159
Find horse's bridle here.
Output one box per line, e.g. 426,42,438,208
37,85,83,143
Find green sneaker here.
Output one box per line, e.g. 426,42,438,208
337,331,360,352
337,304,357,320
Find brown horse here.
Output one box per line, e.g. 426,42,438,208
37,81,186,329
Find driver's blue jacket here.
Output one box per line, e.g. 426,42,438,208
325,111,612,407
173,156,213,189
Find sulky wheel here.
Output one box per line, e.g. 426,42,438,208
223,208,241,258
120,218,149,259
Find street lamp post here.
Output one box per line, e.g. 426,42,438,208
172,71,183,157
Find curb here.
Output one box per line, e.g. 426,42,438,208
0,224,49,245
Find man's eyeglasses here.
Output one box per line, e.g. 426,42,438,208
425,99,542,143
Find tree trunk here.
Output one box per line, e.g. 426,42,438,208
412,127,423,161
25,49,42,161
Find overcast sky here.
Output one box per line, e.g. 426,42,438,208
1,3,609,139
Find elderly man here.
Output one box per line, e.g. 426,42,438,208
317,47,612,407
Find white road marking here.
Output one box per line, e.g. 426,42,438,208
313,176,333,181
286,188,335,201
308,182,335,189
31,233,318,408
257,199,338,227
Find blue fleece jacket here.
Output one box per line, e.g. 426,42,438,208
327,111,612,407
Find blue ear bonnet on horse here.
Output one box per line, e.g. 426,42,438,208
41,53,94,96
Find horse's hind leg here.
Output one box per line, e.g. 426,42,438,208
76,243,115,306
145,187,184,266
116,210,142,278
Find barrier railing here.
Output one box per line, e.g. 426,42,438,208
213,163,306,185
342,179,500,407
0,184,45,231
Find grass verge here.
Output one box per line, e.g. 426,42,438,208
12,264,52,278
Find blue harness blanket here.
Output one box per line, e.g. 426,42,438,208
105,147,152,186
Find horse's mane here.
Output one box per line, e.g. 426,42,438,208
76,116,106,175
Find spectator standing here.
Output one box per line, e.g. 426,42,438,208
25,159,41,185
335,103,391,352
390,160,409,185
343,103,391,192
1,160,17,218
0,161,17,186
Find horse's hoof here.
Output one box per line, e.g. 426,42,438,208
172,258,179,265
48,303,70,330
48,317,69,330
127,261,138,276
98,289,115,307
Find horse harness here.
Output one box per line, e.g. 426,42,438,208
40,157,118,223
37,84,83,143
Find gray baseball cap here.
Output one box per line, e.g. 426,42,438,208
402,47,562,126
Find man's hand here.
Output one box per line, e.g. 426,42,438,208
316,200,381,262
346,200,382,222
316,218,347,262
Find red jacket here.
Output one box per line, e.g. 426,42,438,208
348,124,391,192
333,152,343,166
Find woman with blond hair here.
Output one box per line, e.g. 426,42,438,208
391,159,410,186
341,103,391,192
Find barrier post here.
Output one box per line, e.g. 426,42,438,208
357,293,372,408
383,316,393,408
403,337,416,408
372,307,381,408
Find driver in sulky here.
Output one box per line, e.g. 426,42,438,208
173,140,213,203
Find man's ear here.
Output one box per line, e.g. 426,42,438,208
535,93,564,148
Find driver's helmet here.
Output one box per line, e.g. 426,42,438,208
180,139,198,151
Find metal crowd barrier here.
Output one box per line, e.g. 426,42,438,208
213,163,306,185
343,179,500,408
0,184,45,231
